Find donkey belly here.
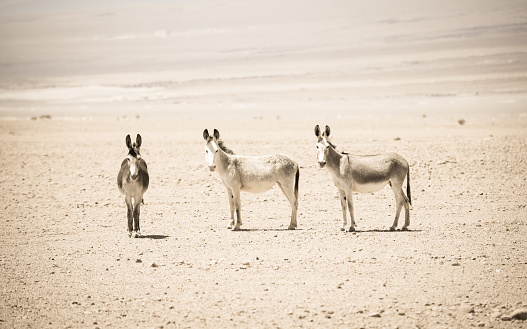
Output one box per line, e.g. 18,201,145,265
240,180,276,194
353,180,389,194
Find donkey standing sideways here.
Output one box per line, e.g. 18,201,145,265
117,134,149,237
315,125,411,232
203,129,299,230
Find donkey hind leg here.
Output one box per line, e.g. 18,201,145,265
390,185,409,231
402,192,410,231
226,188,235,229
346,191,356,232
132,196,142,238
125,196,134,237
277,181,298,230
231,188,242,231
338,189,348,231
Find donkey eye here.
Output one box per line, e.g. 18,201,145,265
215,150,218,153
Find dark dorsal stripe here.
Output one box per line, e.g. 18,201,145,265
128,148,139,158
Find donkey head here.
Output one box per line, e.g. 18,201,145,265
125,134,142,180
314,125,332,168
203,129,220,171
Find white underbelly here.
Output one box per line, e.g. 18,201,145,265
240,180,276,194
353,181,389,194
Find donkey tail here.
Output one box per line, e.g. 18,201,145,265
406,168,412,206
294,166,300,200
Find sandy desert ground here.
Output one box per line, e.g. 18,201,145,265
0,115,526,329
1,0,527,328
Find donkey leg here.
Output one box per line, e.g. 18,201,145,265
346,191,356,232
226,188,235,229
232,188,242,231
277,182,297,230
125,196,133,237
390,188,405,231
402,193,410,231
133,197,141,237
338,189,348,231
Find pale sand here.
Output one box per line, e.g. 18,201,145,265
1,116,526,328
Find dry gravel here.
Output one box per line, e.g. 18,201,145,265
1,116,526,328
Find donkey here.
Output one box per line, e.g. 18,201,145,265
315,125,411,232
203,129,299,230
117,134,149,237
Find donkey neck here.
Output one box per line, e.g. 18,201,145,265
214,144,233,173
326,145,345,173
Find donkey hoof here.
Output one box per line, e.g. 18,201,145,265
288,225,296,230
402,226,409,231
389,226,396,231
340,226,346,231
348,227,355,232
232,226,242,231
127,232,133,238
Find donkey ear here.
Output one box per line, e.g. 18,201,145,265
314,125,321,137
325,125,331,137
213,129,220,140
203,129,210,140
136,134,142,148
125,134,132,148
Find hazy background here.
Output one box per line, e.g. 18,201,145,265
1,0,526,118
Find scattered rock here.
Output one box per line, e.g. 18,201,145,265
477,322,485,327
458,119,466,125
490,311,502,319
459,304,474,313
151,262,158,268
135,259,142,263
501,315,512,321
511,308,527,320
368,312,381,318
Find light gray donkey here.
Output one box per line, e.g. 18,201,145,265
315,125,411,232
203,129,299,230
117,134,149,237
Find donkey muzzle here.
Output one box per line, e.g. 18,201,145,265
318,161,326,168
209,165,216,172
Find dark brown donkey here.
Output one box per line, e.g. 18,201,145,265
117,134,149,237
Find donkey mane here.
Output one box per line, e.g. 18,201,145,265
326,138,350,155
217,139,235,155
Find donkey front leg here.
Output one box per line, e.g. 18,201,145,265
338,189,348,231
125,196,134,237
232,188,242,231
133,197,141,237
226,188,235,229
346,191,357,232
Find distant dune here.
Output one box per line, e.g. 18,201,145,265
0,0,526,118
